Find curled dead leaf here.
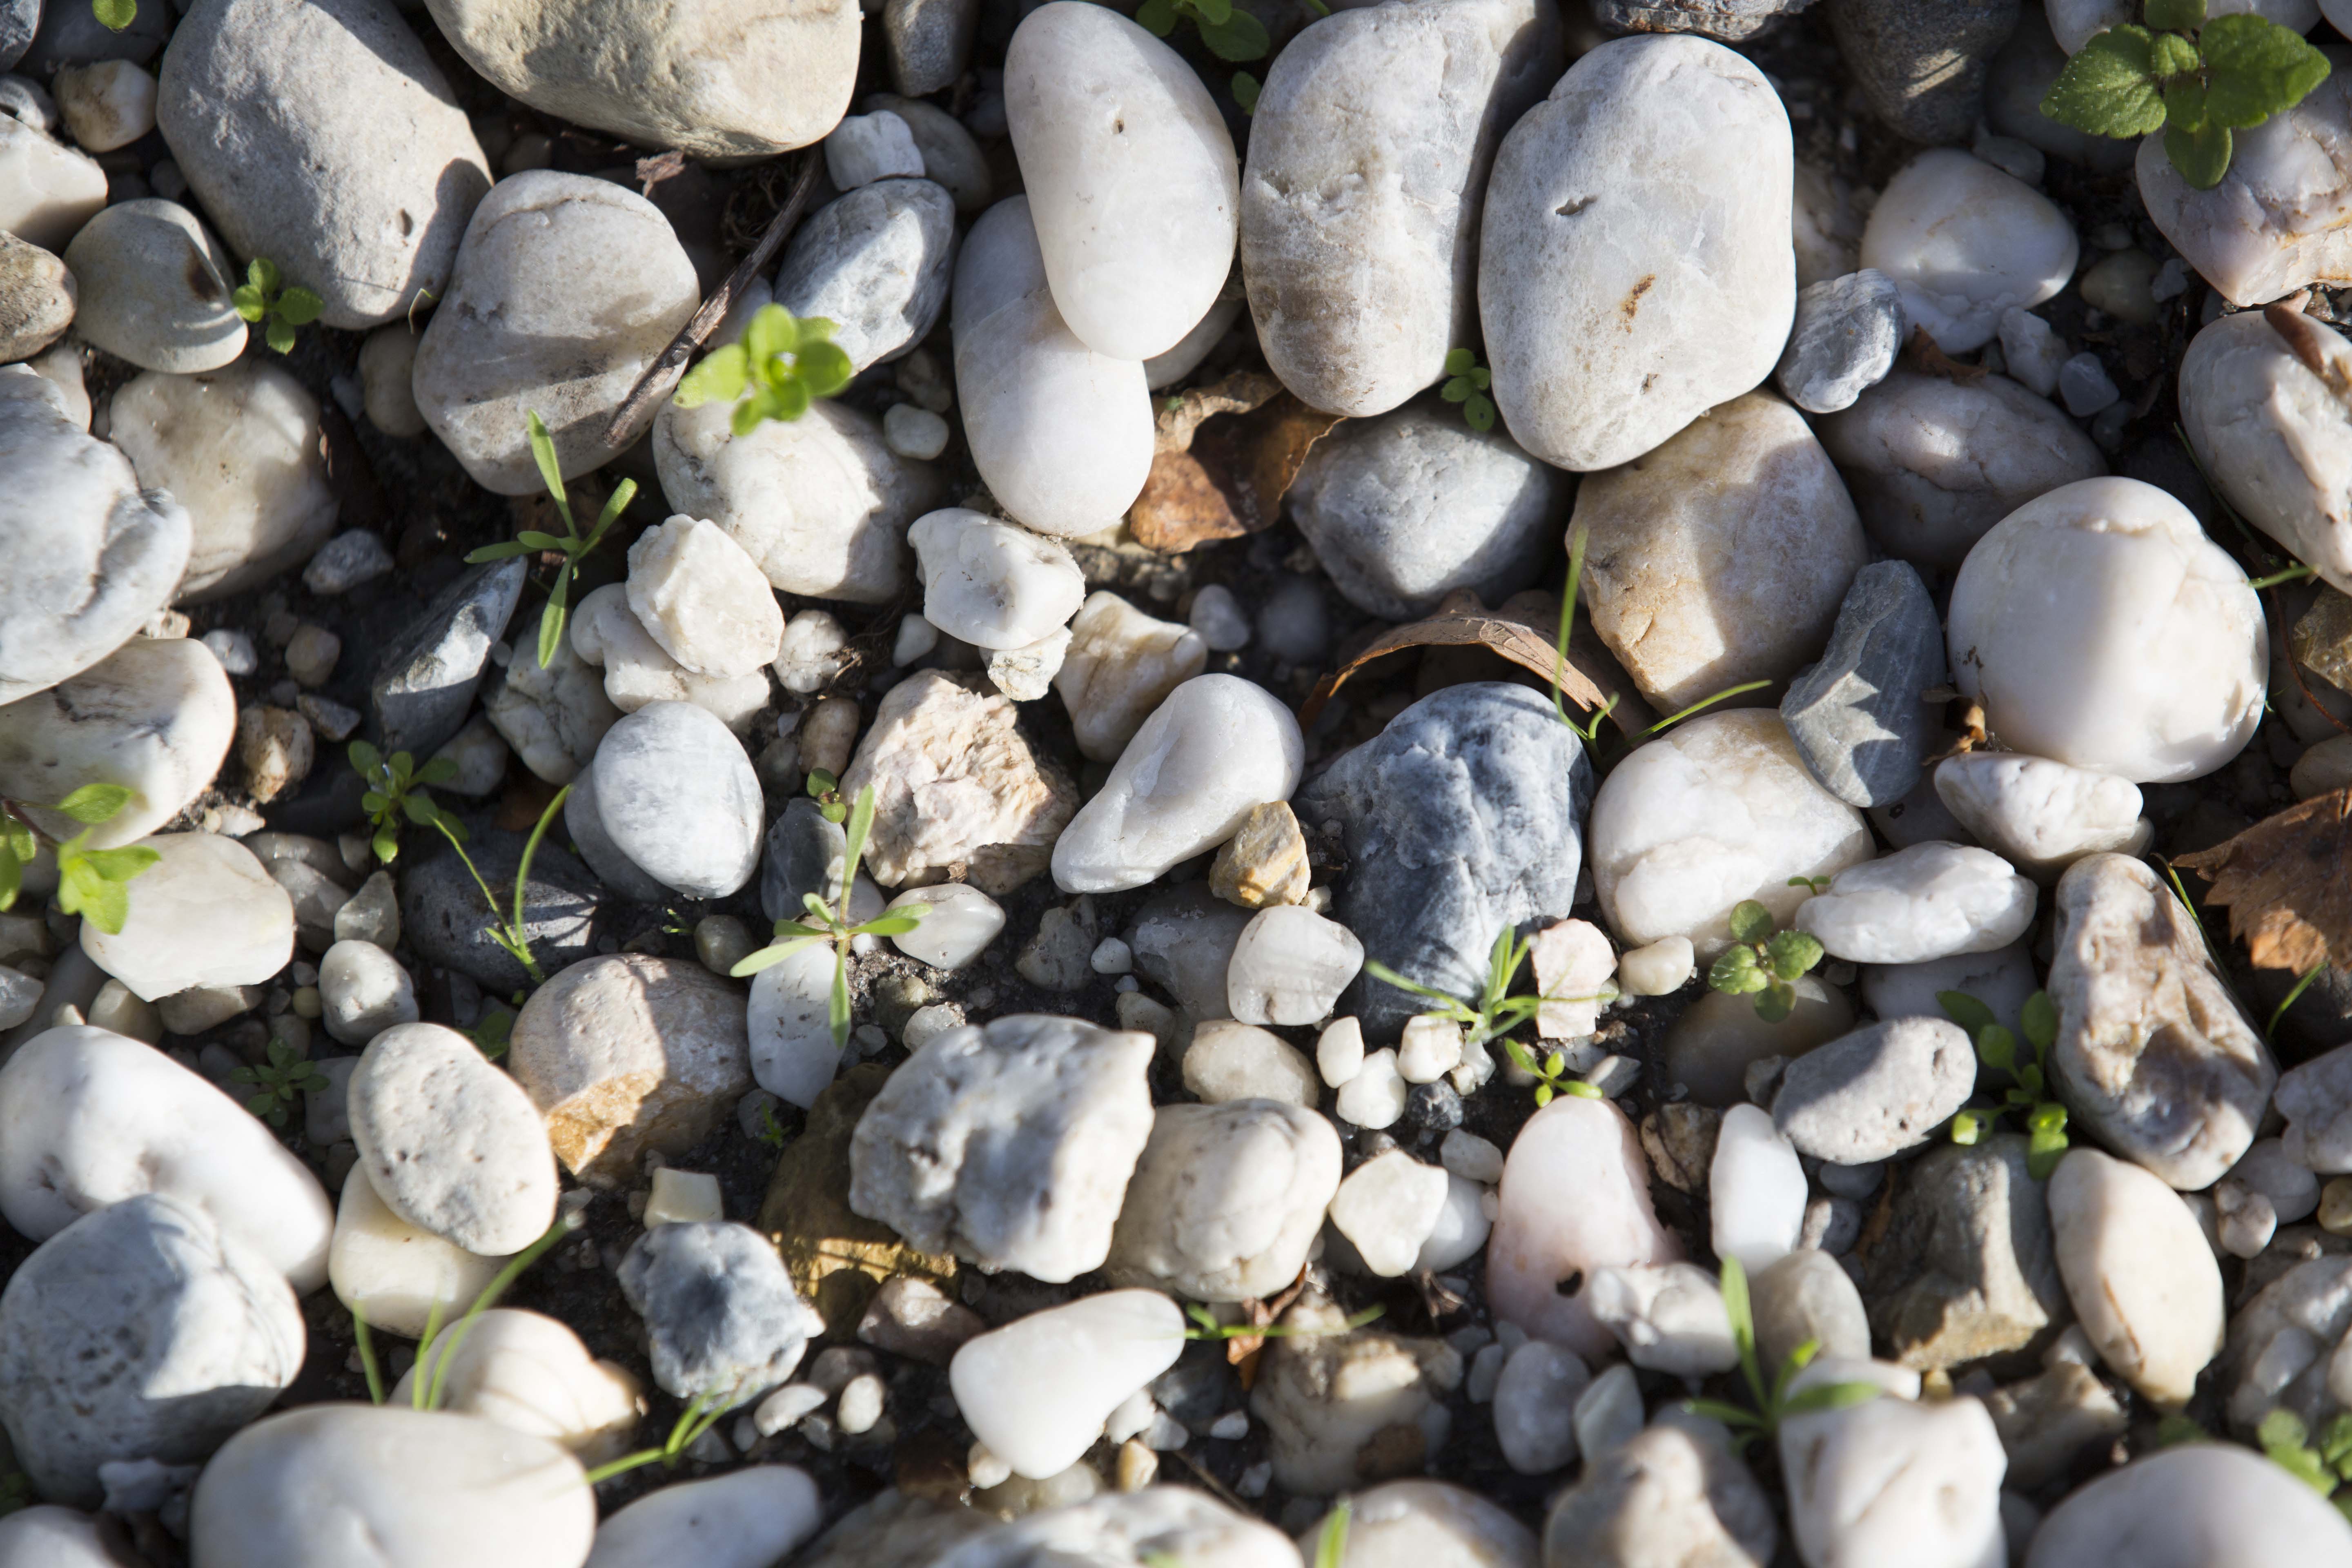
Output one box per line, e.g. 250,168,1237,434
2175,789,2352,972
1903,325,1987,384
1130,371,1346,553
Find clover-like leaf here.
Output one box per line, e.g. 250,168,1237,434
1728,900,1775,946
1762,928,1824,983
415,757,460,787
348,739,383,777
1444,348,1475,376
2042,25,2168,138
676,344,752,409
248,257,281,295
1709,944,1767,995
1197,7,1269,59
1938,989,1998,1035
276,286,325,327
91,0,137,31
2022,990,2058,1051
1753,984,1795,1024
2203,13,2331,129
1463,393,1496,433
51,783,133,825
1231,70,1261,113
1976,1023,2018,1076
58,862,131,935
1951,1109,1984,1145
2145,0,2204,28
79,846,159,882
2149,29,2201,82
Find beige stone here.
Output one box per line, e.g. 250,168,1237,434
1208,800,1311,910
1052,591,1206,762
237,706,314,804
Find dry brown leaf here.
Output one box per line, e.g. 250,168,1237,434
1154,370,1284,453
1903,325,1988,384
1129,373,1345,553
2175,789,2352,972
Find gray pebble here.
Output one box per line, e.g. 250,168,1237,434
618,1220,822,1405
590,702,763,901
1590,0,1815,42
1773,269,1904,415
760,796,846,925
1827,0,2018,145
772,178,956,376
368,558,525,756
1772,1016,1976,1163
1782,559,1947,808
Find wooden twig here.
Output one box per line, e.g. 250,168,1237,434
599,149,822,450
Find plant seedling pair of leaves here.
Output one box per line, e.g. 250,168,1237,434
0,785,159,935
730,785,928,1052
1706,897,1826,1022
2041,0,2331,189
2259,1407,2352,1519
91,0,135,30
1941,989,2071,1179
231,1036,328,1127
1682,1255,1881,1452
233,258,325,354
465,410,639,669
1441,348,1496,432
675,304,854,438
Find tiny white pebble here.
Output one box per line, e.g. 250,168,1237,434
1114,975,1139,993
753,1383,826,1437
884,402,951,460
969,1441,1013,1489
1090,937,1134,975
1189,584,1251,651
836,1372,885,1435
1209,1410,1249,1441
1317,1016,1365,1088
893,613,940,667
1439,1129,1504,1185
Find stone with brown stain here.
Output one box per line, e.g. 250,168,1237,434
1208,801,1311,910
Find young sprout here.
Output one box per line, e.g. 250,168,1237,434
466,410,638,669
91,0,135,31
674,304,853,438
1706,900,1825,1023
730,784,928,1053
1364,926,1618,1053
0,784,161,935
1310,1499,1350,1568
233,258,326,355
1136,0,1268,61
751,1098,789,1153
230,1036,328,1128
1550,525,1618,751
804,767,849,824
1682,1255,1880,1453
2258,1406,2352,1520
2041,0,2329,189
1942,989,2071,1179
1440,348,1495,432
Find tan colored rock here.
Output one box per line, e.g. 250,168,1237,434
1251,1293,1463,1493
508,955,751,1187
0,234,73,365
1051,591,1206,762
839,670,1078,895
237,705,313,803
1208,800,1311,910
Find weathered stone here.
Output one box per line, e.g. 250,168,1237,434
1251,1293,1462,1494
1864,1134,2067,1370
0,231,71,364
1985,1362,2128,1488
1541,1420,1778,1568
1209,800,1311,911
1052,591,1207,764
772,178,956,376
60,200,242,374
2181,309,2352,600
1104,1100,1341,1303
1826,0,2019,145
0,636,234,849
369,558,526,757
1782,559,1945,808
1770,1016,1977,1164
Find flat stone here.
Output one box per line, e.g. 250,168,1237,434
368,558,526,757
1104,1100,1340,1303
348,1021,558,1256
1828,0,2019,144
59,199,241,372
1775,268,1905,414
0,231,73,363
773,178,956,376
1210,800,1311,911
2048,1147,2225,1405
1771,1016,1976,1163
589,702,762,900
618,1220,821,1405
1052,591,1207,764
1933,753,2149,882
1782,559,1946,808
1794,842,2036,964
1488,1096,1680,1361
0,636,234,848
2023,1443,2352,1568
888,882,1006,970
1864,1134,2067,1370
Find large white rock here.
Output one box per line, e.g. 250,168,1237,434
1240,0,1561,416
1477,34,1792,471
2024,1443,2352,1568
1004,2,1237,361
386,1310,640,1461
1933,752,2149,880
653,388,939,605
348,1022,559,1257
1052,675,1305,894
1793,842,2037,964
1587,709,1873,957
1778,1365,2007,1568
1947,477,2265,783
2181,308,2352,599
943,1488,1299,1568
188,1405,595,1568
588,702,762,899
2048,1147,2225,1406
1488,1095,1680,1360
59,199,245,373
0,1025,332,1291
1104,1099,1341,1302
908,508,1087,651
584,1466,822,1568
1860,149,2078,353
413,170,699,494
0,637,233,848
624,515,784,679
952,196,1153,537
109,359,338,603
327,1160,508,1340
949,1289,1187,1480
78,831,295,1000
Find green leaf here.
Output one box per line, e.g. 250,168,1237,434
78,845,158,881
232,284,267,322
525,409,569,525
1976,1023,2018,1076
675,344,751,409
348,740,383,777
1681,1398,1767,1429
265,316,296,355
1231,70,1260,113
373,825,400,864
401,793,442,827
591,479,637,541
91,0,136,30
248,257,281,294
50,783,133,825
741,303,793,365
2144,0,2203,28
2164,74,2210,136
1463,392,1496,433
1753,984,1794,1024
276,286,324,326
1938,990,1998,1036
1762,928,1824,983
2203,13,2331,128
857,913,926,937
2041,25,2168,138
0,847,18,915
1718,1252,1754,1358
1951,1109,1984,1145
1444,348,1474,376
2022,990,2058,1052
829,951,851,1050
415,757,460,786
1197,7,1270,60
1,810,31,862
1310,1499,1350,1568
2165,116,2234,187
538,596,566,672
59,864,130,935
1780,1381,1883,1417
1192,0,1233,22
1728,900,1775,946
513,531,568,552
728,936,825,977
792,315,838,350
796,342,855,401
842,786,878,891
1440,377,1470,404
465,541,535,563
2149,29,2201,83
1708,946,1767,996
1136,0,1177,33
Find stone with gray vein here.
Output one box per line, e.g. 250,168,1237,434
1782,558,1945,808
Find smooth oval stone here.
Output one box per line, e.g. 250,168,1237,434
58,198,243,372
748,941,844,1110
0,1025,333,1290
1478,34,1792,472
0,117,106,252
349,1021,559,1256
1574,390,1866,712
2048,1147,2225,1405
0,1507,115,1566
414,170,699,494
1794,842,2037,965
1052,674,1305,895
1814,369,2106,571
1310,1480,1537,1568
1226,904,1363,1027
1771,1017,1977,1164
1588,709,1873,956
1933,752,2148,881
908,507,1087,650
1860,149,2078,354
949,1290,1188,1480
952,196,1153,537
870,95,992,214
1947,477,2266,784
327,1160,508,1340
2025,1443,2352,1568
2182,308,2352,597
0,375,189,706
156,0,491,330
0,1192,302,1507
319,938,421,1045
584,1467,822,1568
1488,1096,1680,1359
189,1405,595,1568
1103,1099,1341,1303
1287,401,1564,620
888,882,1006,969
387,1308,639,1460
78,831,294,1000
563,764,672,904
1241,0,1561,416
1004,1,1237,361
772,178,956,376
0,637,234,849
1666,976,1855,1107
625,515,784,679
590,702,762,900
1711,1102,1806,1274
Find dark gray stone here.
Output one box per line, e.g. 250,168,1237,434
761,796,846,924
368,557,525,758
563,765,670,905
1782,559,1946,808
20,0,163,71
1592,0,1813,41
617,1220,820,1405
0,0,38,74
884,0,975,97
1826,0,2020,146
398,820,604,991
1774,269,1905,415
1125,883,1252,1022
1862,1133,2069,1370
771,178,956,376
1771,1016,1976,1164
1297,682,1592,1041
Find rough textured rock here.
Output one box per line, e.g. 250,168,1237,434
1773,267,1904,414
568,582,770,735
1241,0,1562,417
1541,1421,1778,1568
156,0,492,330
1311,1481,1536,1568
1782,559,1945,808
0,232,74,364
617,1221,820,1404
1779,1369,2008,1568
1053,592,1207,764
1826,0,2018,144
1102,1101,1341,1303
2047,854,2274,1190
0,636,234,848
772,178,956,376
368,558,525,756
1252,1294,1462,1494
1478,34,1793,471
908,508,1086,650
1753,1247,1871,1368
2222,1256,2352,1435
1864,1134,2067,1370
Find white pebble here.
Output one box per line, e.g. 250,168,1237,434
753,1383,826,1437
1493,1340,1588,1474
824,110,924,190
1089,937,1133,975
1997,307,2068,398
1708,1105,1807,1274
836,1373,884,1435
1793,842,2038,965
1861,149,2077,353
883,402,950,460
1225,905,1362,1027
1615,935,1695,997
891,613,940,668
1316,1017,1365,1088
886,883,1005,969
2058,352,2119,417
644,1168,722,1227
949,1290,1187,1480
1330,1150,1449,1277
1334,1048,1406,1129
1396,1015,1463,1084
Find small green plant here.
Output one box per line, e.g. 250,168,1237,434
2259,1407,2352,1519
1682,1255,1881,1453
467,410,638,669
1310,1500,1350,1568
468,1007,515,1062
580,1389,742,1486
731,785,927,1052
804,767,850,824
1367,926,1616,1048
1942,989,2071,1179
353,1210,584,1410
0,785,162,935
1441,348,1495,432
233,258,325,355
675,304,853,438
2041,0,2330,189
230,1038,328,1128
91,0,134,34
751,1098,789,1153
1137,0,1268,61
1181,1301,1383,1343
1706,900,1825,1023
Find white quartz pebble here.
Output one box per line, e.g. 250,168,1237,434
78,832,294,1001
1572,1363,1645,1461
1793,842,2037,965
1181,1021,1319,1107
319,939,420,1046
328,1162,507,1339
1947,477,2265,783
0,637,235,850
388,1308,640,1461
569,586,771,733
589,702,763,898
1329,1150,1449,1277
1492,1340,1588,1475
949,1290,1188,1480
584,1467,821,1568
1532,918,1615,1039
626,516,785,679
886,883,1005,969
2047,1147,2224,1406
1105,1100,1340,1302
1317,1017,1365,1087
1004,2,1238,361
2025,1443,2352,1568
1709,1104,1806,1274
1396,1015,1463,1084
1054,591,1208,763
1416,1172,1492,1273
1616,935,1695,998
2180,308,2352,598
1334,1047,1407,1128
1226,905,1362,1027
1933,752,2150,880
1586,1263,1738,1375
1861,149,2078,353
1779,1363,2007,1568
746,942,844,1110
1489,1096,1680,1359
908,508,1087,651
349,1022,559,1257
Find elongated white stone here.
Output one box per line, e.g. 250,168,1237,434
1794,842,2037,965
949,1290,1187,1479
2180,308,2352,600
1488,1096,1679,1360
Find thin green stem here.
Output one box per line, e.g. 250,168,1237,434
432,813,546,984
1552,528,1588,729
411,1296,446,1410
2249,563,2320,591
2271,960,2330,1040
352,1302,385,1405
513,784,572,938
1639,680,1773,740
421,1212,585,1411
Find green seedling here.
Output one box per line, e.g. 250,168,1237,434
675,304,853,438
1706,900,1825,1023
468,1007,516,1062
353,1210,584,1410
231,1037,328,1128
2260,1407,2352,1520
1182,1301,1384,1342
2271,960,2328,1041
2042,0,2329,189
1137,0,1268,61
1441,348,1495,432
581,1388,742,1486
0,784,160,935
804,767,849,824
1682,1255,1881,1453
731,784,928,1052
1942,989,2071,1179
752,1098,789,1153
1310,1500,1350,1568
1366,927,1618,1107
466,410,638,669
91,0,134,30
233,258,325,355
